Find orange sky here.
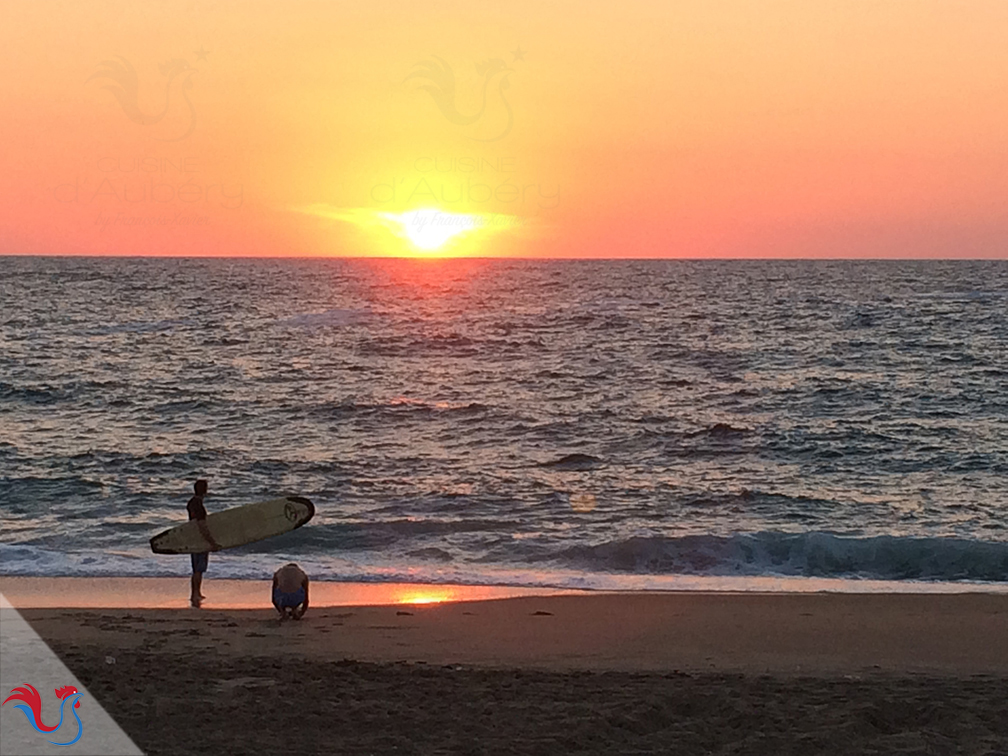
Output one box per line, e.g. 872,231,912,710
2,0,1007,258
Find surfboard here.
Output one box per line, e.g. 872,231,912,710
149,496,315,554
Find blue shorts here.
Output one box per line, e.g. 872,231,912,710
191,552,209,573
273,587,305,609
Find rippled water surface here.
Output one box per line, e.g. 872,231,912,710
1,257,1006,586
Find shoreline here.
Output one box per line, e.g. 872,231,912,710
1,574,1007,611
0,576,583,609
9,590,1007,676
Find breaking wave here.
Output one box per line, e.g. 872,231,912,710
554,532,1008,582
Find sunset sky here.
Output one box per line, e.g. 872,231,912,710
2,0,1007,258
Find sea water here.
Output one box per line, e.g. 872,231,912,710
1,257,1006,590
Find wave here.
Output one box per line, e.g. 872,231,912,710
3,532,1007,586
0,382,68,405
87,318,194,336
553,532,1008,582
0,475,106,505
406,547,454,562
542,453,603,471
688,423,752,439
321,397,491,420
235,518,524,554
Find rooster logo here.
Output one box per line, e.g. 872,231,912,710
87,56,197,142
406,56,515,142
2,683,84,746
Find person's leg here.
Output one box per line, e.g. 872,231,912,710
290,587,307,620
191,553,208,606
191,571,202,605
274,588,305,619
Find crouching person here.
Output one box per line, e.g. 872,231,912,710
272,562,309,620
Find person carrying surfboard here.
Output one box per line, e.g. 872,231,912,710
272,563,309,620
187,479,221,607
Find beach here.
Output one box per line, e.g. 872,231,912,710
6,579,1008,754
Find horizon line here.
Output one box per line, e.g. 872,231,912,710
2,254,1007,262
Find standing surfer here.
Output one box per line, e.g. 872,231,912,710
187,479,221,607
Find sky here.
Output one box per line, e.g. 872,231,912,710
2,0,1007,258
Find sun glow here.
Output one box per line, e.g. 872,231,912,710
297,204,523,256
379,209,479,251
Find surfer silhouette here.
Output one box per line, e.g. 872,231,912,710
187,479,221,607
272,562,309,620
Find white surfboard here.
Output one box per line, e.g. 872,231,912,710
149,496,315,554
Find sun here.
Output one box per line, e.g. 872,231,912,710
380,208,478,252
296,203,524,256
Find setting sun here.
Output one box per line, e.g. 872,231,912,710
297,204,523,256
381,209,478,252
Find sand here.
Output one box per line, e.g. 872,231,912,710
6,582,1008,754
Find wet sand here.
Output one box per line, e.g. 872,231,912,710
9,586,1008,754
17,591,1008,674
0,576,580,610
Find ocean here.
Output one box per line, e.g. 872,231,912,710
1,257,1006,590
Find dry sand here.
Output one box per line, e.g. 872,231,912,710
10,587,1008,754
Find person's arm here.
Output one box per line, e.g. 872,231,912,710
196,517,222,551
272,575,280,609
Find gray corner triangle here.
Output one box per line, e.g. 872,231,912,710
0,594,144,755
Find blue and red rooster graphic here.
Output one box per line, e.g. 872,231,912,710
2,683,84,746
